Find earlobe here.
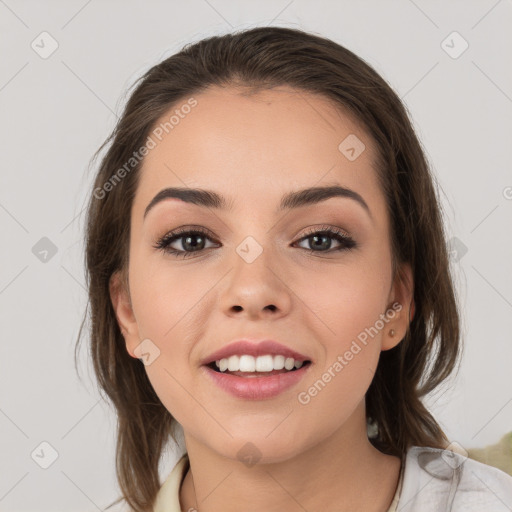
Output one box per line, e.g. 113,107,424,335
382,262,414,351
109,270,140,358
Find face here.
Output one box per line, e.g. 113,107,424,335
110,85,413,463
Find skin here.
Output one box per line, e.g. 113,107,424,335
110,85,414,512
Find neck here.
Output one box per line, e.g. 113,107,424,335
179,404,402,512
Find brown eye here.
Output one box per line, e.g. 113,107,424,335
154,228,219,258
295,226,357,253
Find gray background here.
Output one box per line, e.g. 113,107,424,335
1,0,511,510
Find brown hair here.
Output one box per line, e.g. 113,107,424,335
75,26,461,512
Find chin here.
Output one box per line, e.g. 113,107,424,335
210,433,307,466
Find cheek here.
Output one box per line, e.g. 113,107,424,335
128,252,205,422
293,257,390,340
291,254,391,407
129,249,206,339
293,262,386,427
127,251,216,401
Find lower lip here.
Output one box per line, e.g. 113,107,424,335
201,364,312,400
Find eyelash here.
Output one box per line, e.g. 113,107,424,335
153,224,357,259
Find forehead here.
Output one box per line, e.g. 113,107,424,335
133,85,383,217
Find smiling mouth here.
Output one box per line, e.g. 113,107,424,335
205,360,312,377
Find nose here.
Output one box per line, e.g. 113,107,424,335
219,251,292,321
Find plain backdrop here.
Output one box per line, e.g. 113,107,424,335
1,1,511,510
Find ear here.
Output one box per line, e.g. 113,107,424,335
381,261,415,351
109,270,140,358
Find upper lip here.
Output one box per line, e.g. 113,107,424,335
201,339,312,366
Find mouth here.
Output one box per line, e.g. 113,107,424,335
199,340,313,398
201,358,313,400
204,359,312,377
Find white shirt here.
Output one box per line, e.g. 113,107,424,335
153,446,512,511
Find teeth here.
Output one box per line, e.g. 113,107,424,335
227,355,239,371
284,357,295,370
255,355,273,372
273,355,285,370
214,355,307,373
239,355,255,372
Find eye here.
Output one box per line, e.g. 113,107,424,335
153,224,357,259
153,226,219,259
294,225,357,254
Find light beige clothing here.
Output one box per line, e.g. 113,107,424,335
154,446,512,511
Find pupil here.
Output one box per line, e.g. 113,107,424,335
184,235,204,251
312,235,330,251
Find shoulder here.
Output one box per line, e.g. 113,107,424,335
397,445,512,511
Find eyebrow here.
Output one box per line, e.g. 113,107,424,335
143,185,372,220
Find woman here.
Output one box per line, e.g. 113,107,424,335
77,26,512,511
